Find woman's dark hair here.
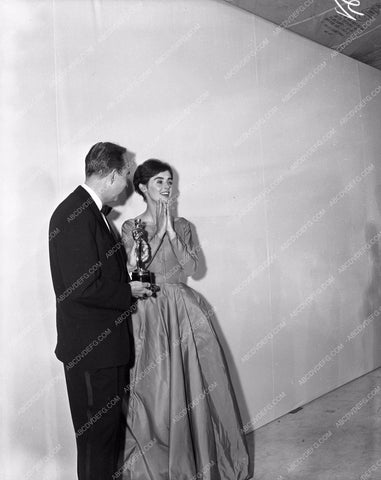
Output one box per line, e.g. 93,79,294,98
133,159,173,200
85,142,127,177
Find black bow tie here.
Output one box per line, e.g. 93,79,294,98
101,205,112,216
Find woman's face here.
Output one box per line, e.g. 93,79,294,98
141,170,173,203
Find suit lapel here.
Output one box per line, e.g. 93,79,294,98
73,186,127,273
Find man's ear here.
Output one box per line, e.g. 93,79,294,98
110,170,116,184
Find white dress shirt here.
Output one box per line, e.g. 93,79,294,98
81,183,110,231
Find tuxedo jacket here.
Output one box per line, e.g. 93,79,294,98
49,185,133,370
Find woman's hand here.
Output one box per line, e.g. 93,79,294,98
156,200,167,238
165,202,176,239
155,199,175,240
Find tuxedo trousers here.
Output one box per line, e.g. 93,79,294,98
64,363,129,480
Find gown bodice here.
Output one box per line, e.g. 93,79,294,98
121,217,198,285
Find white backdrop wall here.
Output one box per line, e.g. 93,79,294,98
2,0,381,478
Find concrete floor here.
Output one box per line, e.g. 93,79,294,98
246,368,381,480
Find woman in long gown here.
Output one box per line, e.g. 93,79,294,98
119,159,250,480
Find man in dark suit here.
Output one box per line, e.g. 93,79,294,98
49,142,152,480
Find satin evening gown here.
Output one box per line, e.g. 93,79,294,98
119,217,250,480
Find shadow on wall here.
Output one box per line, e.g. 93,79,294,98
362,220,381,370
193,286,255,477
361,185,381,369
188,221,255,476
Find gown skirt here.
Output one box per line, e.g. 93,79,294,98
119,218,250,480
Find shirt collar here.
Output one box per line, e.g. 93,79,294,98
81,183,103,211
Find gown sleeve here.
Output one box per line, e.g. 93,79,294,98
168,218,198,276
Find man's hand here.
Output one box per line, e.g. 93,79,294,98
129,281,153,299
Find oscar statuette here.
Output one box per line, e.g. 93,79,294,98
131,218,160,295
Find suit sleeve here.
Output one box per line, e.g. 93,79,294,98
51,213,132,311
